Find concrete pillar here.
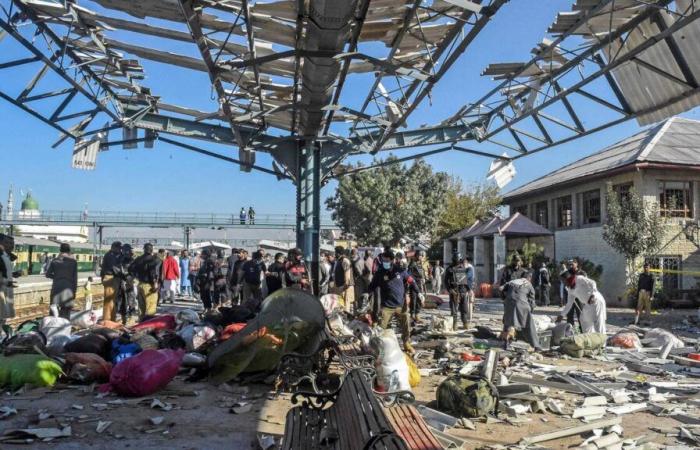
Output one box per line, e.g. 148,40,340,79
493,234,506,284
443,239,453,263
457,239,467,259
474,236,486,285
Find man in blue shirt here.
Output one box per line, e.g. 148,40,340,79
368,249,419,354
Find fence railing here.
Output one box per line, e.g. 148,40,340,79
2,210,336,227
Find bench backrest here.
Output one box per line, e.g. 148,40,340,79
335,370,408,450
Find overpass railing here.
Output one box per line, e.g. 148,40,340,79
2,210,336,228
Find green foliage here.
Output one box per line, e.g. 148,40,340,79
603,183,666,288
508,242,544,269
325,157,450,246
435,181,502,240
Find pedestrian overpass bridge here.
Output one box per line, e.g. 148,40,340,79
1,210,338,230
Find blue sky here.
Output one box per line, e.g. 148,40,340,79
1,0,699,215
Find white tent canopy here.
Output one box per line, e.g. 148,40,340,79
189,240,232,251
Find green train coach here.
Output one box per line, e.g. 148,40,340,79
12,237,106,275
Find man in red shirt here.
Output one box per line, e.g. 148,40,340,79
162,251,180,304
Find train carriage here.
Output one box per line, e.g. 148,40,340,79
13,237,106,275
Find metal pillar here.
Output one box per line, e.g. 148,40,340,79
296,141,321,294
184,226,192,250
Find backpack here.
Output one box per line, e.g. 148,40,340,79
436,375,499,418
243,261,263,285
559,332,607,358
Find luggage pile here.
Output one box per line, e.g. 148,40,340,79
0,288,322,396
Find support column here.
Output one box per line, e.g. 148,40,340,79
296,141,321,294
184,226,192,250
493,234,506,284
473,236,486,285
457,239,468,259
443,239,453,264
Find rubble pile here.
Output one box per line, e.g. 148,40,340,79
399,303,700,450
0,290,698,449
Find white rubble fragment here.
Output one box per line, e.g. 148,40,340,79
573,406,606,419
95,421,112,433
545,398,565,415
607,402,647,415
582,396,608,407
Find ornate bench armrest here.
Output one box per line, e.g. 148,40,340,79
291,387,341,410
372,389,416,407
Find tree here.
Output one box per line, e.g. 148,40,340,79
602,183,666,291
508,242,544,269
435,181,502,240
325,157,450,246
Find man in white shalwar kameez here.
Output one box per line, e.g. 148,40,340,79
559,275,606,334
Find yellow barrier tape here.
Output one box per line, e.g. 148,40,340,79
648,268,700,276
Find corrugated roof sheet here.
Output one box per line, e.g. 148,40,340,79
504,116,700,200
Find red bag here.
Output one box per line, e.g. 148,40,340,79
220,323,247,341
131,315,176,333
103,349,183,397
65,353,112,383
610,332,641,350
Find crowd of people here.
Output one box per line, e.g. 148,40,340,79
0,229,663,359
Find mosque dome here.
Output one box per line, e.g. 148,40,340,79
21,193,39,211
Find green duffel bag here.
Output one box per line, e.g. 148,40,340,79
560,333,607,358
436,375,499,418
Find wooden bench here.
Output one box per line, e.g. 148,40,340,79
383,405,443,450
282,369,408,450
278,327,336,393
282,369,441,450
278,323,375,393
328,328,375,371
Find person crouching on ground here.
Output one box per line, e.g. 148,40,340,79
500,271,542,351
368,250,419,355
558,274,607,334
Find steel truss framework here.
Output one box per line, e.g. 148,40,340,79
2,0,700,290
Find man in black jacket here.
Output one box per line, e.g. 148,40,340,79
100,241,122,322
266,252,286,296
407,250,429,324
196,249,221,313
368,250,419,354
445,253,474,330
129,243,161,319
46,243,78,320
241,251,266,309
537,262,551,306
635,263,655,325
0,234,21,326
